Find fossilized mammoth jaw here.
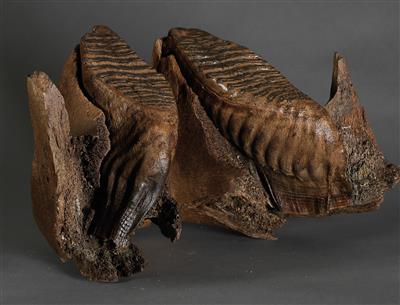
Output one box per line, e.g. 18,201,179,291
27,25,399,282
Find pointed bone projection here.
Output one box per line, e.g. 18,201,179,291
28,26,399,281
325,53,400,211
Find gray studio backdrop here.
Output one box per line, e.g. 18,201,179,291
1,1,399,304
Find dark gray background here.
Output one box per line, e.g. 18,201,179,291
1,1,399,304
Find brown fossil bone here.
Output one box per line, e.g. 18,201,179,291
325,53,399,211
28,25,399,282
27,26,181,282
155,28,399,223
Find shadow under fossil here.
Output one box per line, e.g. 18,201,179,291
3,188,399,285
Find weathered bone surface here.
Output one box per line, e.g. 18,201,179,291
160,28,399,217
326,53,400,212
28,25,399,282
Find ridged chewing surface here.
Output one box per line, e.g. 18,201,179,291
80,26,175,108
168,28,308,101
80,26,177,244
166,28,352,215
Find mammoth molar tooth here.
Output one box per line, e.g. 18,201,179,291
158,27,399,217
28,26,181,282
